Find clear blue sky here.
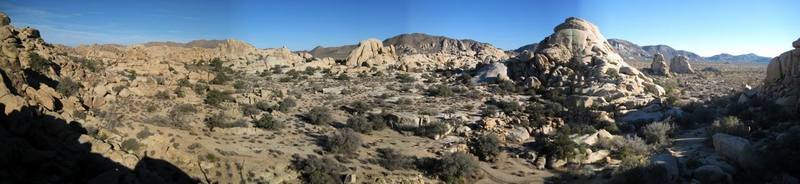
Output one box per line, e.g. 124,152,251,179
2,0,798,57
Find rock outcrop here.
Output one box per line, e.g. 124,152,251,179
344,38,398,67
650,53,669,76
470,62,510,84
764,37,800,112
508,17,664,114
669,55,694,73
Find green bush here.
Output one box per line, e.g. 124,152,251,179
240,104,262,117
416,121,449,139
543,132,586,162
349,101,372,115
336,73,351,81
325,128,361,155
205,90,233,107
193,83,209,94
427,85,454,97
305,106,334,125
255,101,274,112
469,134,501,161
56,77,82,96
154,90,171,100
346,116,372,133
205,113,247,130
436,152,481,184
210,71,231,84
253,114,283,130
642,120,674,146
28,52,53,73
708,116,748,137
396,73,417,83
121,138,142,152
177,78,191,87
376,148,414,171
292,155,346,184
233,80,250,90
493,100,521,114
277,97,296,112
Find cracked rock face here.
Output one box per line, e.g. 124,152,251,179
764,37,800,112
509,17,664,110
651,53,670,76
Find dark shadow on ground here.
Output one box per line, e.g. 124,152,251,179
0,104,199,183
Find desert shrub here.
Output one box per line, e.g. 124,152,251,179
349,101,371,115
376,148,414,171
600,135,651,164
367,114,388,131
240,104,261,117
708,116,748,137
494,79,517,93
169,103,197,125
415,121,449,139
121,138,142,152
396,73,417,83
74,57,102,72
325,128,361,155
277,97,296,112
679,104,716,126
253,114,283,130
205,113,246,130
542,132,586,162
427,85,454,97
305,106,333,125
210,71,231,85
303,67,318,75
154,90,170,100
346,116,372,133
642,120,675,146
292,155,346,184
233,80,250,90
255,101,274,112
493,100,521,114
436,152,481,184
335,73,351,81
469,134,501,161
193,83,209,94
205,90,233,107
177,78,191,87
397,97,414,105
28,52,53,73
136,129,153,139
56,77,82,96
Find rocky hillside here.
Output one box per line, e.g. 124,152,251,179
310,33,508,64
641,45,704,61
608,38,650,61
764,38,800,112
513,43,538,53
706,53,771,63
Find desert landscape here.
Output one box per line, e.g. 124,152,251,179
0,2,799,184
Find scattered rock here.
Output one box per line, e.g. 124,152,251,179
505,126,530,143
649,153,679,183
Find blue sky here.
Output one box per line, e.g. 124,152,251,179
2,0,798,57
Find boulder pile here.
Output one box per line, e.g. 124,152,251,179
508,17,665,121
650,53,670,76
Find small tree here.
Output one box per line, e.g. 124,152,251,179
205,90,233,107
56,78,82,96
642,120,674,146
325,128,361,155
377,148,413,171
253,114,283,130
28,52,53,73
347,116,373,133
277,97,297,112
292,155,346,184
470,134,501,161
437,152,481,184
305,106,333,125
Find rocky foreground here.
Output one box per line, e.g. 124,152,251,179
1,11,799,184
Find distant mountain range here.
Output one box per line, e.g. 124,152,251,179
514,38,771,63
309,33,503,60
